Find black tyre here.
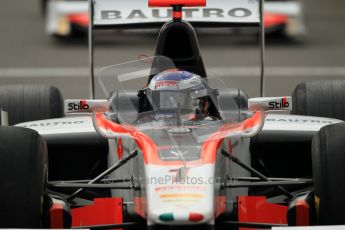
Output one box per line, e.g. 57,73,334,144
0,126,48,227
0,85,63,125
312,122,345,225
292,80,345,121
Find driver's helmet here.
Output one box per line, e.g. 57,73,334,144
142,69,209,118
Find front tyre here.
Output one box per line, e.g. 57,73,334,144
312,122,345,225
0,127,48,227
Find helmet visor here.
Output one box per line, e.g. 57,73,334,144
146,89,207,112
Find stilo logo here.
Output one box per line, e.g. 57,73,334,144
268,98,290,109
68,100,90,111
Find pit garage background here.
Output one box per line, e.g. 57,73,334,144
1,0,345,98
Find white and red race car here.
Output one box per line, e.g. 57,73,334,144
45,0,306,38
2,0,345,229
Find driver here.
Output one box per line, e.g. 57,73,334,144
138,69,219,120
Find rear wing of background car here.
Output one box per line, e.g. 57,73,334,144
88,0,265,99
93,0,260,29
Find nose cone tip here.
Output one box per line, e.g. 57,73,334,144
157,212,205,223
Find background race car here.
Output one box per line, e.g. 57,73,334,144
44,0,306,38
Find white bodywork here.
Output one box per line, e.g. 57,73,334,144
249,96,292,111
145,164,216,225
16,113,341,225
46,0,305,37
16,114,342,142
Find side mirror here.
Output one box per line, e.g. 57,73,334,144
248,96,292,112
64,100,109,114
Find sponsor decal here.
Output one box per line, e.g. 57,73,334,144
21,120,85,128
101,8,252,20
67,100,90,111
266,118,335,124
155,80,178,89
268,97,290,109
160,194,204,199
155,185,207,192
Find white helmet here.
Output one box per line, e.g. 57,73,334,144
148,69,203,91
146,69,207,113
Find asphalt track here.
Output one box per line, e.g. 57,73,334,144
1,0,345,98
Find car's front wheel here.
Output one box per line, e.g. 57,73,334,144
312,122,345,225
0,126,48,227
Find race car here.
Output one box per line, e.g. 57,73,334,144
44,0,306,38
1,0,345,228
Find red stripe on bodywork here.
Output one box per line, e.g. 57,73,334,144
200,111,262,163
50,204,64,228
95,111,263,166
117,138,124,160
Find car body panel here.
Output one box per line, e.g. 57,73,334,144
16,113,341,225
16,114,341,141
